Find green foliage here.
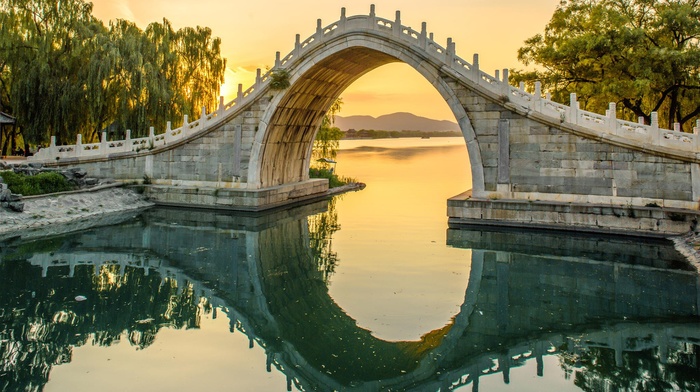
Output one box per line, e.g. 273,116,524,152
0,0,227,151
308,167,356,188
312,98,343,164
0,171,73,195
307,197,340,282
511,0,700,131
269,69,290,90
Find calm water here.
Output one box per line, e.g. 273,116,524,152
2,137,700,391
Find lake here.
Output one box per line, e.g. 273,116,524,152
1,137,699,391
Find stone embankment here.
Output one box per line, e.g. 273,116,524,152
0,185,154,241
1,161,153,241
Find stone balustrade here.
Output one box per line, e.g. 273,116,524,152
28,5,700,164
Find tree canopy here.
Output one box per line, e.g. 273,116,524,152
512,0,700,131
0,0,226,153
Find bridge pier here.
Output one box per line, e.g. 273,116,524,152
448,192,699,237
142,179,328,211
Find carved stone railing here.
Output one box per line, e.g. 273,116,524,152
29,4,700,163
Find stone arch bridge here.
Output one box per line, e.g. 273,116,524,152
29,5,700,236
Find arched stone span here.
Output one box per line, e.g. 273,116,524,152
249,37,485,194
27,5,700,235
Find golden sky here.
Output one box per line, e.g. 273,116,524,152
90,0,560,121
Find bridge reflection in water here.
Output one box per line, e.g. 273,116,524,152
1,203,699,391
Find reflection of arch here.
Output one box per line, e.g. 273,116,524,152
249,35,484,194
4,207,700,391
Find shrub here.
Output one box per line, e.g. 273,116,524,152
0,171,74,196
309,167,356,188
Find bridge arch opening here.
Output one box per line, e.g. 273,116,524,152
248,39,486,195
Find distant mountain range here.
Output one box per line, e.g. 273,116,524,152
333,112,459,132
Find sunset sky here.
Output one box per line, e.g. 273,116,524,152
90,0,561,121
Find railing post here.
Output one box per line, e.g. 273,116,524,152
256,68,262,85
674,122,681,133
502,68,509,98
165,121,172,142
294,34,301,58
568,93,579,125
420,22,427,50
125,129,131,152
339,7,346,30
149,126,155,148
651,112,660,144
218,95,225,114
607,102,617,132
237,83,243,103
393,10,401,37
316,19,323,41
76,134,82,157
274,51,281,68
446,38,454,66
100,131,107,154
694,119,700,150
49,135,56,156
534,81,542,111
472,53,480,83
368,4,376,29
200,106,207,124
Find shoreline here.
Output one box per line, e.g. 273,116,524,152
2,182,699,274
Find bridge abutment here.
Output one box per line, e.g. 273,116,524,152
448,192,698,237
143,179,328,212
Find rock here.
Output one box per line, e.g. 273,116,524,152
7,202,23,212
28,162,43,169
69,168,88,178
84,178,99,186
0,189,11,202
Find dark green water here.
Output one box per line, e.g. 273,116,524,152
1,138,700,391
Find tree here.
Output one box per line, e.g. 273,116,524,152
312,98,343,164
0,0,226,150
512,0,700,131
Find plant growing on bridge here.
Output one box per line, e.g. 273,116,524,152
511,0,700,131
269,69,291,90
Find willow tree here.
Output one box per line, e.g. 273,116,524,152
312,98,344,164
512,0,700,131
172,25,227,119
0,0,227,148
0,0,102,147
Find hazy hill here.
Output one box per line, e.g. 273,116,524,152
334,112,459,132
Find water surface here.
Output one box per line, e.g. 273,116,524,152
1,137,699,391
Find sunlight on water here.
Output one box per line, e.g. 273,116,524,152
328,137,474,342
46,308,288,391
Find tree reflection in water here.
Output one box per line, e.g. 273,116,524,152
307,197,340,283
561,340,700,392
0,257,209,391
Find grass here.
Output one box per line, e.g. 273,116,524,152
0,170,74,196
309,167,357,188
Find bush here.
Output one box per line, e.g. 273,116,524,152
309,167,356,188
0,171,74,196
